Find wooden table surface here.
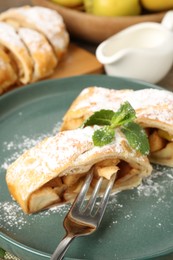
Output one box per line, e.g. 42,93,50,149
0,0,173,92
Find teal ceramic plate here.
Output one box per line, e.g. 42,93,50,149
1,75,173,260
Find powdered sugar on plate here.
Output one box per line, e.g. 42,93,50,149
137,164,173,197
0,123,70,232
1,121,61,171
0,202,28,230
0,200,70,232
105,163,173,235
1,134,48,171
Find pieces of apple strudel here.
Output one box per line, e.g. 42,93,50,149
60,87,173,167
6,126,152,214
0,5,69,59
0,6,69,93
0,22,33,84
18,27,58,82
0,46,17,94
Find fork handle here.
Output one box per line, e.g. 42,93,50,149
50,234,75,260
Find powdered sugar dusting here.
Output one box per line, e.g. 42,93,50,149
1,165,173,232
0,22,25,48
106,164,173,236
137,104,173,125
19,6,64,33
70,87,173,125
1,126,71,231
0,202,27,230
1,121,61,171
1,131,173,233
126,88,173,110
18,27,53,53
137,164,173,197
6,126,146,191
127,89,173,125
1,134,49,171
74,87,132,112
0,201,70,232
1,119,173,233
4,6,69,52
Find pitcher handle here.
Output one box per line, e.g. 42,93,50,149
161,11,173,31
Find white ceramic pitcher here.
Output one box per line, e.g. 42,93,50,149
96,11,173,84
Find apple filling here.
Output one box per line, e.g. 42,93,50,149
146,128,173,166
29,159,139,213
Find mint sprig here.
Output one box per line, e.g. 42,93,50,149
121,122,150,155
92,126,115,147
83,109,115,126
83,101,149,155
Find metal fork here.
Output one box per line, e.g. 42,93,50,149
51,171,116,260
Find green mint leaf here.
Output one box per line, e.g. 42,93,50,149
83,109,115,127
121,122,150,155
111,101,136,128
92,126,115,146
0,248,5,258
82,102,148,155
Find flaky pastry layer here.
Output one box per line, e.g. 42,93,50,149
6,127,152,214
61,87,173,167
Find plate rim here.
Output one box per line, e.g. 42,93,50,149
0,74,162,100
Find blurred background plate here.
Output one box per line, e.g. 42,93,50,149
32,0,165,43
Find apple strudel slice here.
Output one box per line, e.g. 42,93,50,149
61,87,133,131
60,87,173,167
18,28,57,82
0,22,33,84
126,89,173,166
0,6,69,60
0,46,17,94
6,126,152,214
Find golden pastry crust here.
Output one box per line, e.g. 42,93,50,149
6,127,152,214
18,27,57,82
61,87,133,131
120,88,173,166
60,87,173,167
0,46,17,94
0,22,33,84
0,6,69,60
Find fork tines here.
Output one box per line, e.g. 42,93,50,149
70,171,116,227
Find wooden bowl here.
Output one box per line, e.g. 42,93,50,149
32,0,166,44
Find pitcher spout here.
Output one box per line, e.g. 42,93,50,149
96,39,129,65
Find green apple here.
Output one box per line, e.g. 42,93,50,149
51,0,83,8
84,0,92,12
141,0,173,11
84,0,141,16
